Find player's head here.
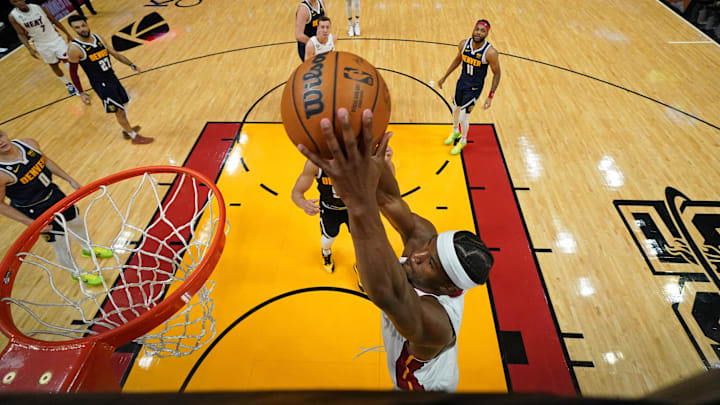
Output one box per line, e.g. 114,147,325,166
317,16,331,40
9,0,29,12
472,19,491,43
68,15,90,38
402,231,493,295
0,129,11,153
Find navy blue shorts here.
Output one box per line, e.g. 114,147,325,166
297,41,306,61
12,184,78,243
453,80,485,110
92,76,129,113
319,205,348,238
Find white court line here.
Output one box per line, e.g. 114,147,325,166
667,41,715,44
655,0,720,50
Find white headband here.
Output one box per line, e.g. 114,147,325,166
437,231,479,290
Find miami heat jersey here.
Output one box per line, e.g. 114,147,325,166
300,0,326,38
381,259,466,392
316,168,345,209
72,33,115,84
0,140,55,208
459,38,491,86
10,4,60,46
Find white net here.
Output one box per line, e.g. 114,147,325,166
1,171,226,358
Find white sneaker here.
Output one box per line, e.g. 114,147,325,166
354,22,361,36
348,25,354,37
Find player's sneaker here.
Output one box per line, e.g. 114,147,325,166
354,22,361,36
82,247,114,259
66,83,78,96
348,24,355,37
71,273,103,286
322,252,335,274
450,141,467,155
444,130,461,145
131,134,154,145
122,125,142,139
353,263,365,293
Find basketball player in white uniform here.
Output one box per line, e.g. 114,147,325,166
298,109,494,391
8,0,78,96
304,16,334,60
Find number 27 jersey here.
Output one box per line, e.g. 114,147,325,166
72,33,115,84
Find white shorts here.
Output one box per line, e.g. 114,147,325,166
35,36,69,65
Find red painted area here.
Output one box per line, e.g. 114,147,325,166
107,123,237,381
463,125,576,395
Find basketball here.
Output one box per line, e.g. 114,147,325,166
281,51,391,158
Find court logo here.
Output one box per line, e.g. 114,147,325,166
111,12,170,52
615,187,720,366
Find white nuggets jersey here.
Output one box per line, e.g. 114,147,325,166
10,4,60,46
309,34,335,55
381,267,465,391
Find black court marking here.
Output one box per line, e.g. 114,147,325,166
3,39,718,132
158,182,173,186
377,67,452,114
179,286,369,392
488,247,501,252
515,187,530,191
70,319,85,325
260,183,278,196
229,203,241,207
240,157,249,172
115,342,142,353
436,206,448,210
400,186,420,197
169,241,184,246
467,140,475,144
562,333,584,339
436,160,449,175
534,248,553,253
570,361,595,368
470,186,486,190
499,331,529,365
233,81,286,145
220,138,234,141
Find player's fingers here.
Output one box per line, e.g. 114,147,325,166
337,108,358,159
321,117,346,164
374,131,393,160
360,109,374,156
298,144,330,173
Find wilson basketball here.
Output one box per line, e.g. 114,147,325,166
281,51,391,158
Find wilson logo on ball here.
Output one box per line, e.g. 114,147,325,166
302,53,327,119
343,67,374,86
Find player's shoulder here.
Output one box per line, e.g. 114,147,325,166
18,138,40,150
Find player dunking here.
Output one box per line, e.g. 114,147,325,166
299,109,494,391
294,0,326,61
0,129,107,285
66,15,153,145
438,20,501,155
8,0,78,96
304,16,334,60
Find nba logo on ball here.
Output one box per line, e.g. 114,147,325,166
281,51,391,158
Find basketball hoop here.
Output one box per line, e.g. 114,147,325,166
0,166,226,392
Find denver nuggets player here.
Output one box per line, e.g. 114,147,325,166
66,15,152,145
438,20,501,155
8,0,78,96
294,0,326,61
0,129,105,285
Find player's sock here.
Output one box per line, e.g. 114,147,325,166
124,131,137,139
58,75,70,85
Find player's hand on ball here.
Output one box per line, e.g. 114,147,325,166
302,198,320,216
80,93,91,105
298,108,392,206
483,97,492,110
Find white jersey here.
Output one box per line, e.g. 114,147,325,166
309,34,335,55
10,4,61,46
381,258,465,391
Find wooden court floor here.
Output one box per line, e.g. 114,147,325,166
1,0,719,397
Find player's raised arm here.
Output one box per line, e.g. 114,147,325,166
295,5,311,44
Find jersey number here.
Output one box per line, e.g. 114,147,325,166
99,57,111,71
38,173,50,187
466,63,474,76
